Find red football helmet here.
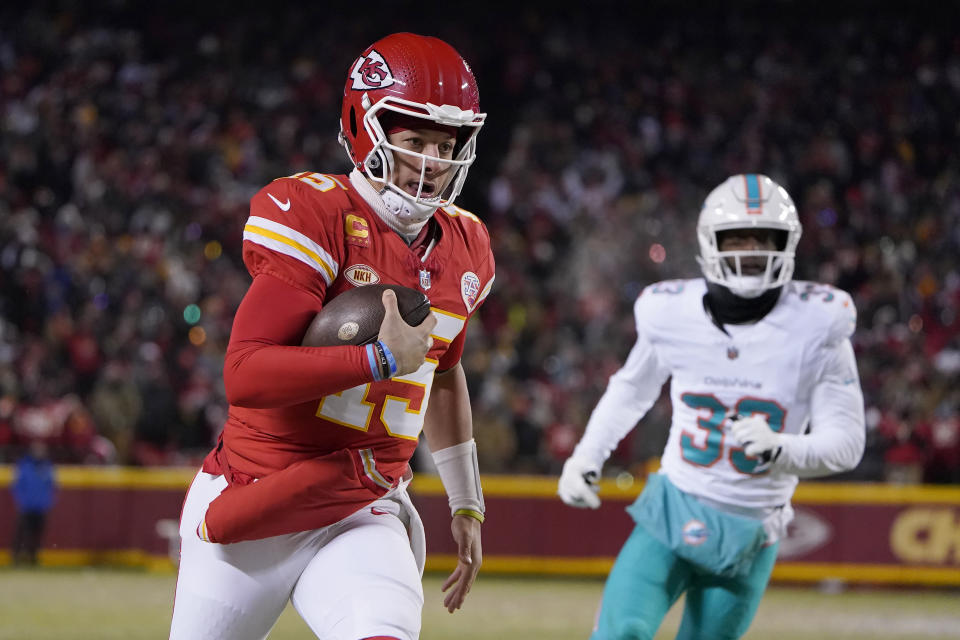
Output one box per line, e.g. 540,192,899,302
339,33,485,214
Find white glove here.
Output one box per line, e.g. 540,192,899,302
558,456,601,509
730,415,784,466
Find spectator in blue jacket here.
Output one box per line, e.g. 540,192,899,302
11,442,57,566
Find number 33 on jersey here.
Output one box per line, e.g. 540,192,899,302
635,278,858,508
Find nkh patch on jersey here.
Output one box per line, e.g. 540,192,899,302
344,264,380,287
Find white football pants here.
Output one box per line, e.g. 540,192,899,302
169,471,426,640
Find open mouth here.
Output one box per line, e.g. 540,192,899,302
739,261,766,275
726,256,767,275
405,180,437,198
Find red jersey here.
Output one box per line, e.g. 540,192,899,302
200,172,494,542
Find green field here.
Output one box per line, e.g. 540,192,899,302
0,568,958,639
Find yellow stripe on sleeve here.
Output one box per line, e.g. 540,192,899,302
243,215,338,284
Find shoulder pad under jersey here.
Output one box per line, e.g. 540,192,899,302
633,279,704,337
242,172,352,299
437,204,495,312
786,281,857,345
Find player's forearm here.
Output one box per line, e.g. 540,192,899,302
223,273,377,408
424,364,484,518
573,335,667,467
776,421,864,477
224,343,374,408
777,342,865,477
422,362,472,449
574,377,658,467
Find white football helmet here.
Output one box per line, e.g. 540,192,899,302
696,174,802,298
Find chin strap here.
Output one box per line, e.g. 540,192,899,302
381,188,437,224
349,170,434,242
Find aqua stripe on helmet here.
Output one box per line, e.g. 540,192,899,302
744,174,762,214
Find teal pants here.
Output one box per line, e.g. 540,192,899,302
591,525,779,640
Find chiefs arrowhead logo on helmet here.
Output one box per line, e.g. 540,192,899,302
350,50,394,90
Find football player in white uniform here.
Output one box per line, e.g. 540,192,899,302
558,174,865,640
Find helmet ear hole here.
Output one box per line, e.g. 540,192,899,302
455,127,473,154
774,230,788,251
349,106,358,138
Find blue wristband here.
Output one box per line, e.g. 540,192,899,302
378,341,398,378
365,343,384,381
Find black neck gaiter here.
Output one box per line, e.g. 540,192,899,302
703,281,782,330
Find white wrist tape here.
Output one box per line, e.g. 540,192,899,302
431,438,485,515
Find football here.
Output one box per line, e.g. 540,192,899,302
301,284,432,347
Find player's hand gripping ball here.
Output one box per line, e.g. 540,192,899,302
301,284,431,347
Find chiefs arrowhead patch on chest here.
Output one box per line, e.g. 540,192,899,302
461,271,480,312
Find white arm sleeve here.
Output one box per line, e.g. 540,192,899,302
572,330,671,468
432,439,484,514
776,339,865,477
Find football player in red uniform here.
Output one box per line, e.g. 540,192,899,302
170,33,494,640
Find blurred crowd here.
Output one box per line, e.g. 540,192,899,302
1,5,958,483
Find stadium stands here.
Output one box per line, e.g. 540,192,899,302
0,4,958,484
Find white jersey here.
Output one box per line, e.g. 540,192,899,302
573,278,865,512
